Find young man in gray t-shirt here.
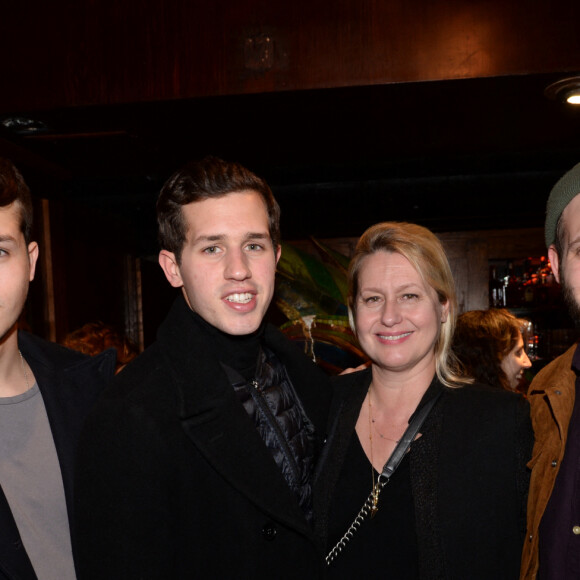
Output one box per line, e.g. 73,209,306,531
0,159,114,579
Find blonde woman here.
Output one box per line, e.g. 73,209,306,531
315,222,532,579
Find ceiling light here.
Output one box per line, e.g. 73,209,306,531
0,115,48,134
566,92,580,105
545,76,580,105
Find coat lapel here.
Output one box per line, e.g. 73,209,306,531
179,387,313,536
313,368,370,540
18,336,75,503
158,297,314,537
18,332,115,519
0,487,36,579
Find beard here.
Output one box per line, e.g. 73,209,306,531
561,272,580,327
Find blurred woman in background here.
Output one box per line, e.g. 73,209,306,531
453,308,532,391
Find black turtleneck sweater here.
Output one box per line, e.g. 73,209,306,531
190,311,316,522
190,311,263,380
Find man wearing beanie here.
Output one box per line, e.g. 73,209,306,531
521,161,580,580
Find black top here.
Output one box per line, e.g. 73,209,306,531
314,367,533,579
190,310,262,378
327,434,419,579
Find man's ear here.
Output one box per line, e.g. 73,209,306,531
548,245,560,284
275,244,281,265
159,250,184,288
27,242,39,282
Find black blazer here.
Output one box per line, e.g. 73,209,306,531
314,368,533,580
74,296,331,579
0,331,115,580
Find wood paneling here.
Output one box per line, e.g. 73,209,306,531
1,0,580,111
38,198,135,342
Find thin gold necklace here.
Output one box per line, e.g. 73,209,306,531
367,389,381,517
370,417,401,443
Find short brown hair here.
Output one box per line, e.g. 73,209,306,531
348,221,465,388
0,158,33,244
157,157,281,263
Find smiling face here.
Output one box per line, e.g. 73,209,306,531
500,331,531,389
354,251,448,376
0,203,38,346
159,190,281,336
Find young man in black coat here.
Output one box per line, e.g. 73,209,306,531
74,157,331,579
0,159,115,580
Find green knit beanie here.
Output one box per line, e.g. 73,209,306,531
545,162,580,248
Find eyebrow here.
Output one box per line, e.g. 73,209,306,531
191,232,270,245
0,235,18,244
244,232,270,241
567,236,580,250
360,282,421,293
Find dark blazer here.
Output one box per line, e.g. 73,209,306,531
315,368,533,580
0,331,115,580
74,296,331,579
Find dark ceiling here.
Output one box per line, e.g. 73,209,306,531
1,71,580,255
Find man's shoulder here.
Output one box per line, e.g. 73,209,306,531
529,343,578,394
19,330,85,363
101,342,172,406
18,330,116,378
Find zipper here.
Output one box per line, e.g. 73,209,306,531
248,378,301,486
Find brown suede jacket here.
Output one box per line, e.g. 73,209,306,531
521,344,577,580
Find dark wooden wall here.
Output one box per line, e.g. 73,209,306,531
3,0,580,347
2,0,580,112
24,197,136,344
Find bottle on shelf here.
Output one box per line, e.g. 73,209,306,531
489,265,505,308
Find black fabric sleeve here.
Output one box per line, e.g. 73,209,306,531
73,399,174,579
515,395,534,540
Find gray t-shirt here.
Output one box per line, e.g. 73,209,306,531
0,384,76,579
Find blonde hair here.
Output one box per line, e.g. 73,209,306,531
348,221,466,388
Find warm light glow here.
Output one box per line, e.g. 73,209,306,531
544,77,580,105
566,92,580,105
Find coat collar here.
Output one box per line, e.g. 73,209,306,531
157,296,328,537
528,343,578,446
528,343,577,398
17,332,115,504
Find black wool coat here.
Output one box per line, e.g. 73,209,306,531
314,368,533,580
0,331,115,580
74,296,332,579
